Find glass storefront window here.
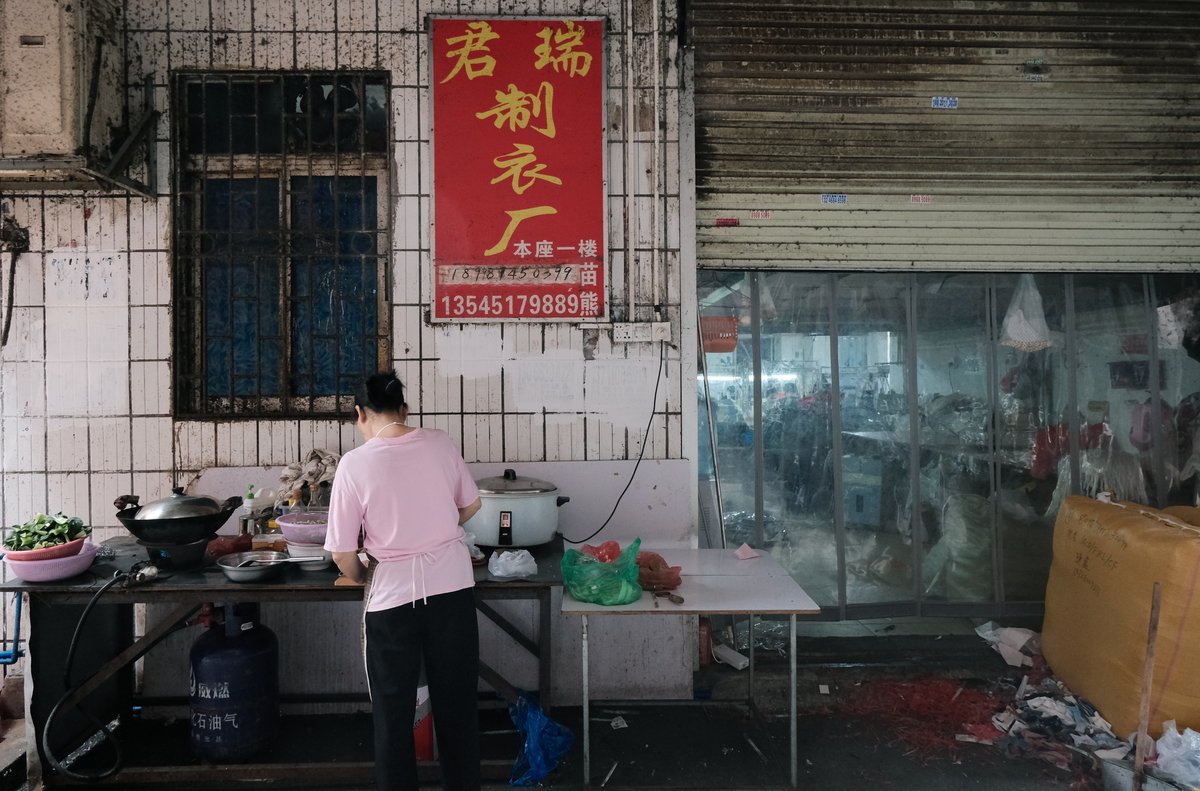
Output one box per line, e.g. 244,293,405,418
837,273,911,605
912,274,996,604
699,271,1200,618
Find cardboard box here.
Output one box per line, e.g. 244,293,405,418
1042,497,1200,738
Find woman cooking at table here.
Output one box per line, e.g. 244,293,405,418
325,370,483,791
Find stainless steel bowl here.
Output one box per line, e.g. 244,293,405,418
217,551,289,583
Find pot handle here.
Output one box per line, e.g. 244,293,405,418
556,496,570,507
114,494,140,511
220,495,245,511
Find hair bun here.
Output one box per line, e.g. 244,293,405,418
385,379,402,397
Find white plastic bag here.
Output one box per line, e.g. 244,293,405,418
1000,274,1053,352
463,532,486,562
1156,720,1200,787
488,549,537,578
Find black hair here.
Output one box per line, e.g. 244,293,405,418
355,370,407,414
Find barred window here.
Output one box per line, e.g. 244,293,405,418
173,72,391,417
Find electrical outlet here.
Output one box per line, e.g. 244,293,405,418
612,322,671,343
611,322,652,343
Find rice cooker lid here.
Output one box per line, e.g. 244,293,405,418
476,468,557,494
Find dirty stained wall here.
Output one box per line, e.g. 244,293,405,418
0,0,695,702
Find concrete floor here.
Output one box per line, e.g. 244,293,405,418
475,620,1084,790
10,618,1098,790
326,618,1089,790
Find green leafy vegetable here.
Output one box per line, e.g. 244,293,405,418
3,512,91,550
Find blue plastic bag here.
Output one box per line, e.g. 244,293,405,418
508,692,574,786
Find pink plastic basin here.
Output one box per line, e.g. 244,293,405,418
5,541,98,582
277,511,328,546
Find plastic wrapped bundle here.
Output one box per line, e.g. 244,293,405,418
561,538,642,605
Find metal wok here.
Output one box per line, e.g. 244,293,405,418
114,489,242,544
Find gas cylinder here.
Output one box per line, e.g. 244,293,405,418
189,603,279,762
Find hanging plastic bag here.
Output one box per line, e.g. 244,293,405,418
561,538,642,605
1000,274,1053,352
509,692,574,786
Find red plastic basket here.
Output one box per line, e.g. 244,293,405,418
700,316,739,353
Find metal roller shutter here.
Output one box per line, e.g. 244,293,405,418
690,1,1200,271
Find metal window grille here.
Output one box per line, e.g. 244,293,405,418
173,72,391,417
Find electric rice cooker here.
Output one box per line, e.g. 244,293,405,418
465,469,569,547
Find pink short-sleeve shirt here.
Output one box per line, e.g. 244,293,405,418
324,428,480,612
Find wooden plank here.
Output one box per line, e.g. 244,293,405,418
1133,581,1163,791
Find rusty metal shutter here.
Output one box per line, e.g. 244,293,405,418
690,2,1200,271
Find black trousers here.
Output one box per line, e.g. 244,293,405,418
364,587,481,791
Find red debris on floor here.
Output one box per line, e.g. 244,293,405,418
838,678,1004,759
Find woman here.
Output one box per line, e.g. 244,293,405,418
325,370,483,791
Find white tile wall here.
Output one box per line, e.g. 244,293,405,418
1,472,46,526
253,32,296,70
0,362,46,416
211,0,253,31
89,418,134,471
0,308,44,363
86,306,130,361
257,421,301,466
45,473,89,522
129,361,170,415
300,420,347,457
89,473,132,527
45,419,89,472
215,421,257,466
11,253,43,307
44,256,88,306
131,417,173,470
1,0,687,537
88,362,132,416
130,306,169,360
43,307,81,362
130,472,175,506
1,418,45,472
129,252,170,306
175,421,216,470
45,362,90,415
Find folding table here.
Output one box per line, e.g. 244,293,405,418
561,548,819,788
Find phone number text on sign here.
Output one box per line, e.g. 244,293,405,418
435,261,594,317
439,290,587,318
437,264,580,284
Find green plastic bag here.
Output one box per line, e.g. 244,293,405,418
561,538,642,605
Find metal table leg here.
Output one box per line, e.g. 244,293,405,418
790,614,797,788
582,613,590,787
748,612,756,703
539,587,553,710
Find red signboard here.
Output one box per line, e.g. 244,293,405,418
431,18,606,321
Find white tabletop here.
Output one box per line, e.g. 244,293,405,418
638,546,793,577
561,566,820,616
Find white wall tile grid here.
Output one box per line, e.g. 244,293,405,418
0,0,687,530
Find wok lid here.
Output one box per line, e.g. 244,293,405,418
126,487,236,520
